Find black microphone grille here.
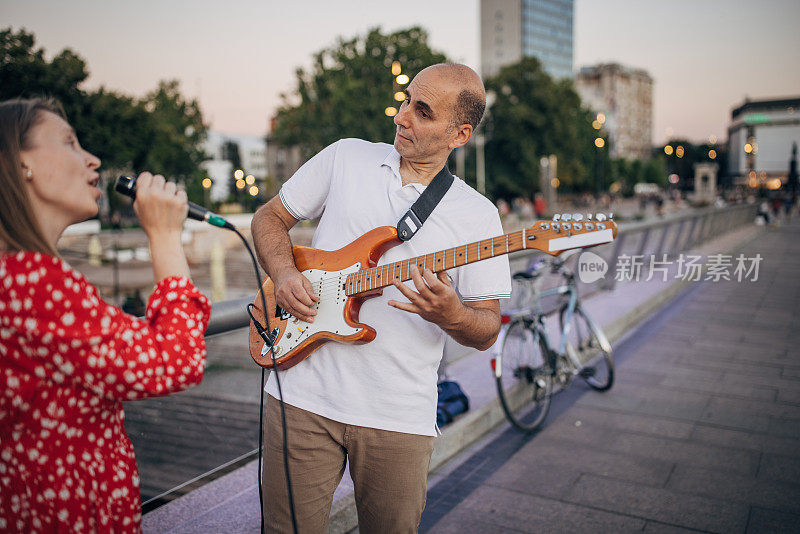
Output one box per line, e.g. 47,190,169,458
115,175,137,198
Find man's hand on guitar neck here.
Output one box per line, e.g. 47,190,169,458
389,265,501,351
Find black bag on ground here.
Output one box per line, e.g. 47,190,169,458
436,380,470,427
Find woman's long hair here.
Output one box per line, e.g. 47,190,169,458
0,98,66,256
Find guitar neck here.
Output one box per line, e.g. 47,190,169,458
344,229,531,296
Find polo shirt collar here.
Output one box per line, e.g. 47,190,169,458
380,147,427,192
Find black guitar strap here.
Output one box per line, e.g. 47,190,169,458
396,165,454,241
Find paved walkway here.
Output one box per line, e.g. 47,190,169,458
422,220,800,533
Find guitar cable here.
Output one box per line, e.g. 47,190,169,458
231,228,299,534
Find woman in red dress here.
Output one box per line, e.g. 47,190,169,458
0,98,211,532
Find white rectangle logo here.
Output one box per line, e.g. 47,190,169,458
548,229,614,252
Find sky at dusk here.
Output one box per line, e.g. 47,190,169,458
4,0,800,145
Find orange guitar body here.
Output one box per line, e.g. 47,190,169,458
248,226,402,370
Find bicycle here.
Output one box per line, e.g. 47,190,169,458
491,249,615,432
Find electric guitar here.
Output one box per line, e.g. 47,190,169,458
248,213,617,370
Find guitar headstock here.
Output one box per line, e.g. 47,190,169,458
524,213,618,256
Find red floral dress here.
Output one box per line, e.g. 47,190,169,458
0,251,210,533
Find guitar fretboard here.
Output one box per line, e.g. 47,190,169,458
343,229,532,296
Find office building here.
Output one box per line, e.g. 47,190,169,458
575,63,654,161
481,0,573,80
727,96,800,188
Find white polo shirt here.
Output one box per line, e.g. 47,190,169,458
265,138,511,436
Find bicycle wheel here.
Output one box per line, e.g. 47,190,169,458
559,306,614,391
492,318,553,432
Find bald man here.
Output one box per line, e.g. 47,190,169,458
252,63,511,533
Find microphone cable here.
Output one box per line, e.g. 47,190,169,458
232,228,299,534
114,175,298,532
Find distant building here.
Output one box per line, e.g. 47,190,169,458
727,96,800,188
265,117,305,189
481,0,573,80
575,63,654,161
201,132,267,201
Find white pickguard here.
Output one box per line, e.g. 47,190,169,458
261,263,362,359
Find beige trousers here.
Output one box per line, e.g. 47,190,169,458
262,396,435,534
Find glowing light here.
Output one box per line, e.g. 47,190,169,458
709,135,717,144
748,177,758,188
676,146,685,158
752,143,758,154
669,174,679,184
202,178,212,189
749,171,757,179
592,120,601,130
664,145,674,156
385,106,398,117
391,61,402,75
234,169,244,180
396,74,410,85
767,178,782,190
245,174,255,185
551,177,560,188
236,179,245,190
744,143,753,154
394,91,406,102
595,137,605,148
248,185,259,197
708,149,717,159
597,113,606,124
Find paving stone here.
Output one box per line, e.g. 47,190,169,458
643,521,709,533
431,486,646,534
690,424,800,458
609,433,760,475
746,507,800,533
565,474,749,533
552,405,695,440
667,465,800,514
658,375,777,401
757,454,800,487
487,439,673,494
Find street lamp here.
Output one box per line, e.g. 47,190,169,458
202,177,212,206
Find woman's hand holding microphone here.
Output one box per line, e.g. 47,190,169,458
132,172,191,282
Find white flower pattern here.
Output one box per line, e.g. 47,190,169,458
0,252,210,533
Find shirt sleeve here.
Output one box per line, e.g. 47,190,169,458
455,208,512,302
278,140,341,221
7,254,211,401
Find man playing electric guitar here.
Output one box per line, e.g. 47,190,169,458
251,63,511,533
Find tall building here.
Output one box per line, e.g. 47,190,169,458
575,63,654,161
727,96,800,188
201,132,267,201
481,0,573,80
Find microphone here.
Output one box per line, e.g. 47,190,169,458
115,175,234,230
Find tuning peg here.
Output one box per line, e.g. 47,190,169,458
609,212,614,220
552,222,561,232
553,213,561,221
562,213,572,221
574,222,583,230
586,213,593,220
573,213,583,221
540,222,550,230
597,222,607,230
585,222,595,230
596,213,607,222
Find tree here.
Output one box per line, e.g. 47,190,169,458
483,57,605,201
1,28,208,207
272,27,448,157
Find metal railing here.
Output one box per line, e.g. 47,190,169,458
202,203,758,335
140,202,758,511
